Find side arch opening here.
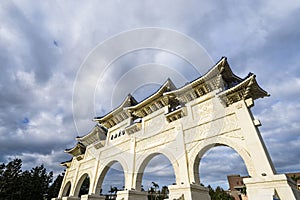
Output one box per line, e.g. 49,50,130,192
74,173,90,197
61,181,71,197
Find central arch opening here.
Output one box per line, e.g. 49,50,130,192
197,146,249,200
138,153,176,199
96,161,125,199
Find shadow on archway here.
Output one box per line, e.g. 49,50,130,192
79,176,90,196
61,181,71,197
74,173,90,197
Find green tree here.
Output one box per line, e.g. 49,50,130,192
152,182,159,191
0,163,5,176
148,187,155,200
0,158,53,200
113,186,118,194
147,182,161,200
21,165,53,200
152,182,160,200
19,170,33,200
241,186,247,195
161,185,169,199
107,185,118,200
207,185,214,199
291,174,300,182
207,185,234,200
0,158,22,200
47,173,64,200
108,185,114,195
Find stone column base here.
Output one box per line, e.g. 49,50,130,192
116,190,148,200
61,197,80,200
244,174,300,200
80,194,106,200
168,184,211,200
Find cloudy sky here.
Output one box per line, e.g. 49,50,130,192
1,0,300,191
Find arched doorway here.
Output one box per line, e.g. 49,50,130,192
74,173,90,197
196,145,249,200
95,161,125,198
61,181,71,197
136,153,176,200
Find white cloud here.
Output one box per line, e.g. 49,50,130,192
6,150,68,177
0,0,299,191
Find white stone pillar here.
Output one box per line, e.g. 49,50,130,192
61,197,80,200
244,174,300,200
234,99,276,177
168,184,211,200
80,194,106,200
58,169,70,198
116,190,148,200
174,124,190,185
89,159,100,195
69,163,81,197
167,121,211,200
124,137,137,191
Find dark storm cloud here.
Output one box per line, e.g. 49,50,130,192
0,1,77,173
0,2,61,83
0,0,299,188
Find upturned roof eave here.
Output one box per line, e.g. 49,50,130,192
163,57,225,95
218,74,270,99
93,94,137,122
164,57,242,96
76,127,96,141
60,158,73,167
64,142,85,155
124,78,177,110
75,125,107,141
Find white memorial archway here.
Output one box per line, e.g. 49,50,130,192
54,57,300,200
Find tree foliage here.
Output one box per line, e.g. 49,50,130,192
0,158,23,199
47,173,64,200
291,174,300,182
0,158,62,200
147,182,169,200
208,185,234,200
